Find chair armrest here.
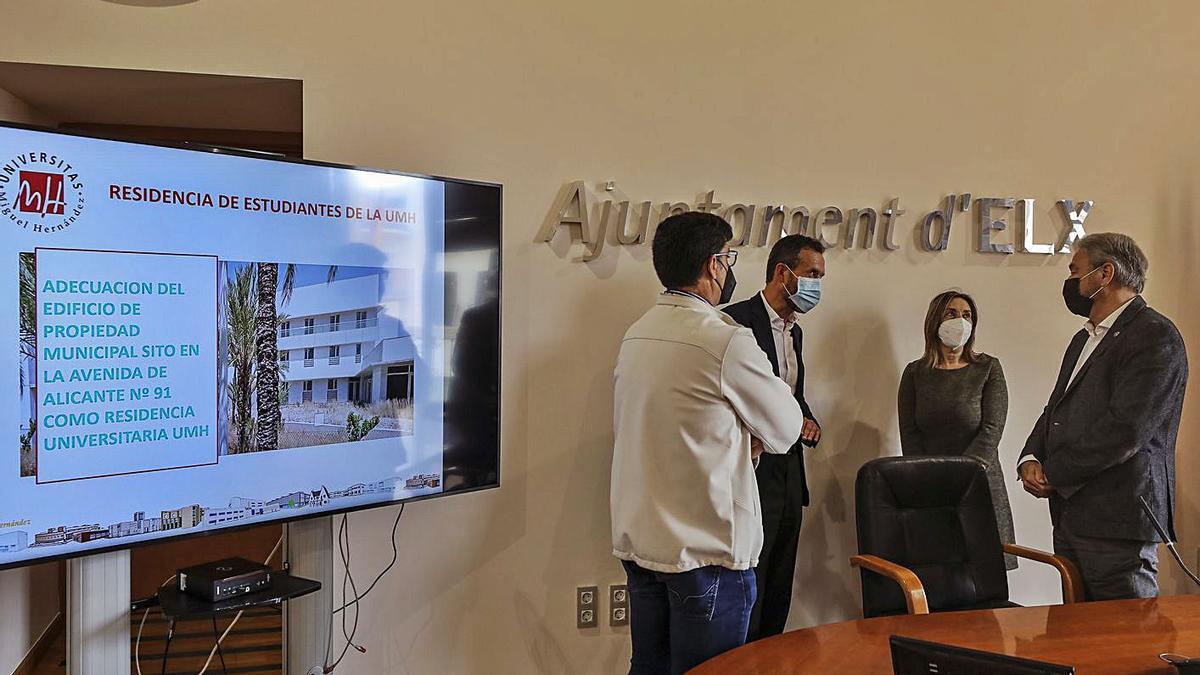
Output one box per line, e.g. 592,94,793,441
850,554,929,615
1003,543,1086,603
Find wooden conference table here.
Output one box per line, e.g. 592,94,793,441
691,594,1200,674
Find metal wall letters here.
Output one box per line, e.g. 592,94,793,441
977,197,1016,254
920,195,956,252
814,206,843,249
538,182,1096,262
1057,200,1092,253
845,208,878,249
881,198,904,251
1020,198,1054,254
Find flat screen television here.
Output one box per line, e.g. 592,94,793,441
0,122,501,569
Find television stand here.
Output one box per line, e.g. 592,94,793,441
156,572,321,674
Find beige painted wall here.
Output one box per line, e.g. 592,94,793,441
2,1,1199,672
0,85,54,127
0,563,59,672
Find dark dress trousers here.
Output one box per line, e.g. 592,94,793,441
724,296,816,640
1021,296,1187,593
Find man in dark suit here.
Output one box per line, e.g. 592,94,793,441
1019,232,1188,600
723,234,824,640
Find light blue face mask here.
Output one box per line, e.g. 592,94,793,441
786,269,822,314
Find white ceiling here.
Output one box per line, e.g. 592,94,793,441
0,62,301,132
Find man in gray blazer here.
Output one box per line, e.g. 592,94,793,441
1019,232,1188,600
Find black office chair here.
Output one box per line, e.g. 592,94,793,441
850,456,1084,617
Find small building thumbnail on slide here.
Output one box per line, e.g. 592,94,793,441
220,261,417,455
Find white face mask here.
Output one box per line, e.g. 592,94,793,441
938,317,973,350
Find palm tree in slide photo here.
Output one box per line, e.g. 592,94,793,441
255,263,338,452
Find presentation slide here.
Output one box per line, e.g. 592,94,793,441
0,124,499,567
35,248,219,483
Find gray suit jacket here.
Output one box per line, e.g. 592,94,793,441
1020,296,1188,542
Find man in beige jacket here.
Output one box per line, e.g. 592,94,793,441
611,211,804,675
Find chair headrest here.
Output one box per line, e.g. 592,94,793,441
856,456,990,510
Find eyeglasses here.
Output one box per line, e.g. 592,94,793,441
714,250,738,268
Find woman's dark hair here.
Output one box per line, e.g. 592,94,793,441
922,290,981,367
651,211,733,289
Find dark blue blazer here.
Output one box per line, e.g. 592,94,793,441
724,295,817,506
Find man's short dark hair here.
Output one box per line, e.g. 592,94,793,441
651,211,733,289
765,234,826,283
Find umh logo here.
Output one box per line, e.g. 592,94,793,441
16,170,66,216
0,150,85,233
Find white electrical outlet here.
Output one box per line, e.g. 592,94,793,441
577,586,599,629
610,584,629,627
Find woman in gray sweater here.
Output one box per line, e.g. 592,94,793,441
897,290,1016,569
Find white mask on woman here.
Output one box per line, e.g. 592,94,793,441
938,317,973,350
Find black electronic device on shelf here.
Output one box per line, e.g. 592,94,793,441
151,569,321,673
157,570,320,621
177,557,273,602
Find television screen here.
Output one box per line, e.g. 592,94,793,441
0,122,501,568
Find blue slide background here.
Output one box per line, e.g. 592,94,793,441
0,125,446,565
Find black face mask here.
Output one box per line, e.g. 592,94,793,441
716,264,737,305
1062,267,1102,318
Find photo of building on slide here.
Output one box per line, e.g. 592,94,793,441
220,262,416,454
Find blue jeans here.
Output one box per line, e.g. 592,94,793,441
621,560,756,675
